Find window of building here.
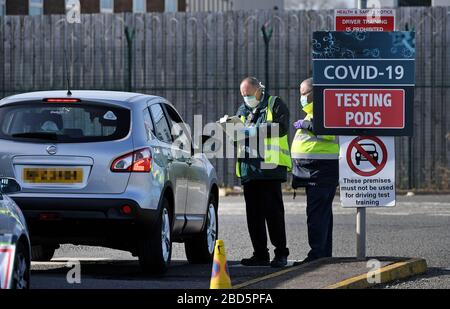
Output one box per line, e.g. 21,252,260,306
29,0,43,15
399,0,431,6
100,0,114,13
0,0,5,16
165,0,177,12
133,0,146,12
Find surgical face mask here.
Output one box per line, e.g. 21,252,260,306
243,94,260,108
300,95,309,108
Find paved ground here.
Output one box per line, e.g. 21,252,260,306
31,194,450,289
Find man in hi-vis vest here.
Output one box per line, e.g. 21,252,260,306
235,77,292,268
291,78,339,265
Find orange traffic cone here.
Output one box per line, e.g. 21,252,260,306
210,240,232,289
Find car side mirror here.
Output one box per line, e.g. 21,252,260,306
0,178,21,194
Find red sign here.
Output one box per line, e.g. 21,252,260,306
346,136,388,177
335,9,395,32
323,89,405,129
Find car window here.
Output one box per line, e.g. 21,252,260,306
163,104,192,151
143,108,155,140
0,102,130,143
362,144,376,151
149,104,172,144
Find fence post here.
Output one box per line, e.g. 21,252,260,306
261,22,273,91
125,26,135,92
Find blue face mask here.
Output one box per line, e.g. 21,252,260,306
300,95,309,108
244,95,260,108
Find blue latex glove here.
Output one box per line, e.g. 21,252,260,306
293,119,304,130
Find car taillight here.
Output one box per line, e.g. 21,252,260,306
111,148,152,173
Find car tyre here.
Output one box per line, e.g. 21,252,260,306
138,197,172,274
12,241,30,289
185,194,218,264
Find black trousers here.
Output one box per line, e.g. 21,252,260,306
243,180,289,258
305,185,336,259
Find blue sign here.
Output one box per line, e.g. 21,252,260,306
313,59,415,85
312,31,416,137
312,31,415,59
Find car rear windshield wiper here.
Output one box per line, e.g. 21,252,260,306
11,132,59,141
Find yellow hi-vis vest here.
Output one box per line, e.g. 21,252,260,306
236,96,292,178
291,103,339,160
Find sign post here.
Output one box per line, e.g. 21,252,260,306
312,6,415,259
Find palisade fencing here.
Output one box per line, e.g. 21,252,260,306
0,7,448,191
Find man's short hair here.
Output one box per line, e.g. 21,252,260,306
241,76,261,88
301,77,313,88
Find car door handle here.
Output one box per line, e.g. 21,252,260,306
167,154,174,163
186,158,193,166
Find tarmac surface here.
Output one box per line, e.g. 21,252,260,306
31,194,450,289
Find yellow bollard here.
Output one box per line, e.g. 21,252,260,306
210,239,232,289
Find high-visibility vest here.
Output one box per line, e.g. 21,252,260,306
290,102,339,160
236,96,292,178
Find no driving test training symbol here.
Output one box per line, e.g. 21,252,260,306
346,136,387,177
339,135,396,209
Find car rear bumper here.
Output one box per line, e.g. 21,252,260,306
11,196,159,249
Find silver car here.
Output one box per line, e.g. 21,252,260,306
0,91,219,274
0,178,31,289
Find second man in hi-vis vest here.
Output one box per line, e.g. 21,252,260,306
235,77,292,268
291,78,339,265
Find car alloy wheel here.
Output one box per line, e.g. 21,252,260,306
161,208,171,263
13,249,29,289
207,203,217,254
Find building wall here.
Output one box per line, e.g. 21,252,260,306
186,0,283,12
2,0,188,15
431,0,450,5
230,0,283,10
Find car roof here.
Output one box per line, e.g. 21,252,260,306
0,90,168,108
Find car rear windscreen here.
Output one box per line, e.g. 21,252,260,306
0,102,130,143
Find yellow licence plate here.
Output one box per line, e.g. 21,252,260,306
23,168,83,184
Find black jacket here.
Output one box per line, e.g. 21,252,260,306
235,92,290,184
